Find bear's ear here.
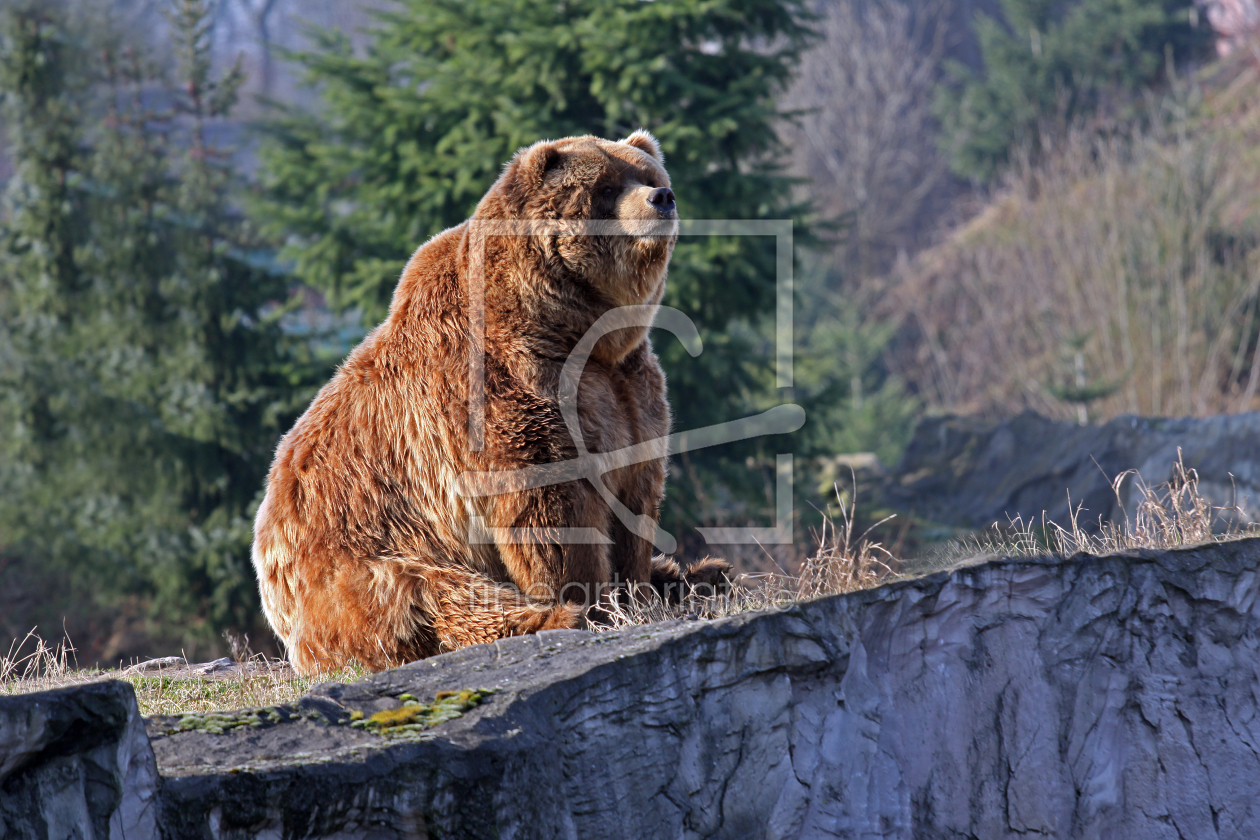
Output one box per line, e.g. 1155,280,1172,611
507,139,562,196
620,129,663,163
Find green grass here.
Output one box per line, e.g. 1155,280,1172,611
0,633,366,715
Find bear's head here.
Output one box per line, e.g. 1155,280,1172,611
480,131,678,311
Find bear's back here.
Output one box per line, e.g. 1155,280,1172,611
258,225,476,563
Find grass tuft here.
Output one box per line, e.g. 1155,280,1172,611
0,630,365,716
918,450,1259,573
599,483,897,628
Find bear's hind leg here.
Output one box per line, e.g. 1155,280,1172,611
407,564,584,655
284,560,582,674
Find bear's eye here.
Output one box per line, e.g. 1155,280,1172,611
600,185,618,200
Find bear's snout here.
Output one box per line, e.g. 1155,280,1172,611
647,187,676,217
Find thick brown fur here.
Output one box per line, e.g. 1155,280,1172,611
252,132,725,674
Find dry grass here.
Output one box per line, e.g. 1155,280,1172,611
889,58,1260,422
919,452,1260,573
600,485,898,629
0,630,365,716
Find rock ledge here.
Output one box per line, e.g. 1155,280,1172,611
4,539,1260,839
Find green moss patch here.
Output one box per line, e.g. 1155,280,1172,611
167,705,301,735
161,689,494,739
351,689,493,736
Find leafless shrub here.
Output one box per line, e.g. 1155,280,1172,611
783,0,956,278
887,67,1260,420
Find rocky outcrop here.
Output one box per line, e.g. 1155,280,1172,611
888,411,1260,530
4,538,1260,838
0,679,159,839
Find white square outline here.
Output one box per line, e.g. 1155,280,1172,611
461,218,797,546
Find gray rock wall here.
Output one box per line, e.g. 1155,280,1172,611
4,539,1260,838
152,539,1260,839
0,679,159,839
888,411,1260,529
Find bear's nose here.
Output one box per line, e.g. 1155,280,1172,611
647,187,675,214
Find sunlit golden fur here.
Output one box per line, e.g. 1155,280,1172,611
252,132,712,674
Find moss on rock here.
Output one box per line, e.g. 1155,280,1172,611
351,689,493,736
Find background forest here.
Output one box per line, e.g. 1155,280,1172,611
1,0,1255,663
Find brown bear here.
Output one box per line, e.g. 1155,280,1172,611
251,131,726,674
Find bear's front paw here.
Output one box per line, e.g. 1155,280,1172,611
648,555,734,603
682,557,734,597
541,602,586,632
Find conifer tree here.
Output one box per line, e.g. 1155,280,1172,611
0,1,315,652
254,0,816,536
936,0,1210,182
